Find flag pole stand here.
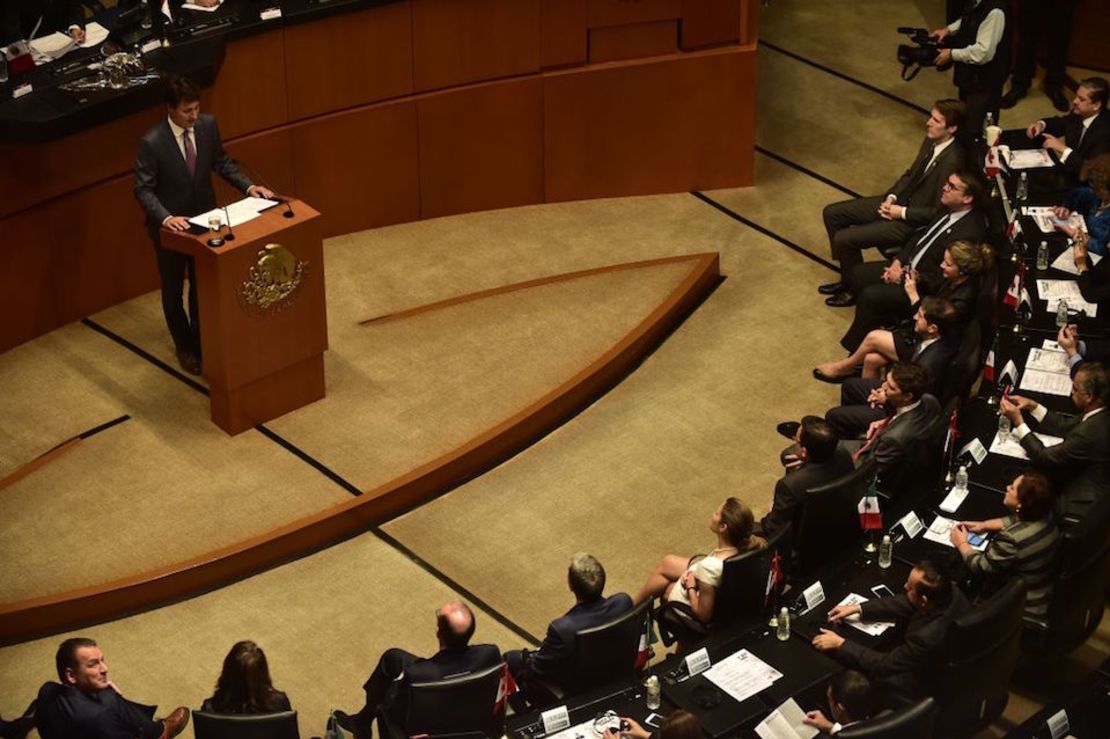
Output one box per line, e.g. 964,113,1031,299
863,530,878,554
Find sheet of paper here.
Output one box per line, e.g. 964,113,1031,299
1051,248,1103,276
800,581,826,615
989,431,1064,459
1025,209,1087,235
836,593,896,637
1019,368,1074,396
77,22,109,48
938,485,969,513
182,1,222,11
1025,347,1070,375
704,649,781,706
1036,280,1084,302
188,196,280,229
923,516,988,551
897,510,925,538
1044,296,1098,318
1042,339,1063,351
1009,148,1054,169
29,32,76,60
755,698,820,739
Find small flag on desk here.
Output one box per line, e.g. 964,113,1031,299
1005,217,1023,241
983,345,996,381
763,552,784,607
493,662,518,712
1003,269,1021,308
634,610,655,668
858,495,883,531
1019,285,1033,311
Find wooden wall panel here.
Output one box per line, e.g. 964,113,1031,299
412,0,541,92
544,47,755,202
203,30,290,139
218,127,297,205
0,107,160,220
740,0,759,46
417,78,544,219
291,101,420,237
283,2,414,121
680,0,740,50
0,209,57,349
540,0,588,69
1066,0,1110,72
587,0,681,28
589,20,677,64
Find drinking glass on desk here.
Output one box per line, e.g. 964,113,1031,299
208,214,222,232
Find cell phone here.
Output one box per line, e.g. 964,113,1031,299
644,713,664,729
871,584,895,599
967,532,985,547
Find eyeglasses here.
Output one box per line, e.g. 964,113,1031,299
942,180,965,192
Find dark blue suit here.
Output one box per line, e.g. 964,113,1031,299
35,682,162,739
134,113,252,356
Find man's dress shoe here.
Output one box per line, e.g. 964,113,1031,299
1046,87,1070,112
818,281,844,295
1000,86,1027,109
825,292,856,307
777,421,800,440
159,707,189,739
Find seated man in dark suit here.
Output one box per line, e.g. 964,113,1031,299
823,299,961,439
760,416,854,537
845,362,942,493
36,637,189,739
820,100,967,301
336,601,501,739
812,561,969,707
503,553,632,709
1001,362,1110,523
1020,77,1110,186
1,0,85,46
803,670,878,735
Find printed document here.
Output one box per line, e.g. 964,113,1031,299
704,649,782,705
755,699,819,739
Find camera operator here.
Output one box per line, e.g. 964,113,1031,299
931,0,1011,145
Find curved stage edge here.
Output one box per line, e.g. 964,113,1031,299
0,252,721,644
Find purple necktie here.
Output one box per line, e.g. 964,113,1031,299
184,129,196,176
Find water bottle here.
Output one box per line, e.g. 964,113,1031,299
1016,172,1029,207
1037,240,1049,271
878,535,893,569
998,412,1011,440
1056,299,1069,328
645,675,661,710
955,465,969,492
776,607,791,641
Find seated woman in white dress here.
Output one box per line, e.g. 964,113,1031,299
633,498,766,625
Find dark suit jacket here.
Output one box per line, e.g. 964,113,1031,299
389,644,501,723
36,682,163,739
530,593,634,683
134,114,252,233
761,446,855,535
895,209,987,296
861,394,942,491
887,138,966,226
1020,408,1110,520
837,589,969,706
1043,108,1110,179
2,0,83,44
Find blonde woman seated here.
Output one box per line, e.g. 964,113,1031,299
634,498,766,625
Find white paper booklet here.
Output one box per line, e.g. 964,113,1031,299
990,431,1064,460
835,593,895,637
755,698,820,739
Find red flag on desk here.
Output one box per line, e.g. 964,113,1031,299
983,344,996,381
493,662,518,713
858,495,883,531
763,552,784,608
1003,268,1021,308
634,611,655,668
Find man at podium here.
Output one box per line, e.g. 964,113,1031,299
134,75,272,375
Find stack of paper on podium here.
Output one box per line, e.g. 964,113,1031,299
188,196,281,229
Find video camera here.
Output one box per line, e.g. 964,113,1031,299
897,26,952,81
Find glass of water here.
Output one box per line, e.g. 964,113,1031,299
208,214,222,232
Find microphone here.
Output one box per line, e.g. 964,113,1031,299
234,158,295,219
223,205,236,242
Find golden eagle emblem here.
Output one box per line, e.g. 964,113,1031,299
237,243,307,316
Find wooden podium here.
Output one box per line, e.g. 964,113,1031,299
161,200,327,434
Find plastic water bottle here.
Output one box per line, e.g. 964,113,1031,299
645,675,661,710
1056,299,1069,328
878,535,893,569
1036,240,1049,271
1016,172,1029,207
998,412,1011,440
983,111,993,141
955,465,969,491
776,607,791,641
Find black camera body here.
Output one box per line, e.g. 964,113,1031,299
897,26,952,80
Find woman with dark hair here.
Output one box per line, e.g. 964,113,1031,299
201,641,292,714
634,498,766,625
1054,153,1110,256
951,471,1060,617
611,709,701,739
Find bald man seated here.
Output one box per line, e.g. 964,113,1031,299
336,601,501,739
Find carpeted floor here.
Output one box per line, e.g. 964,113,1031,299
1,2,1106,737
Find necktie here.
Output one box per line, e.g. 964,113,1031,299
853,415,893,463
1077,124,1087,150
184,129,196,176
909,214,951,270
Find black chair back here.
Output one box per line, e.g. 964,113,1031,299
565,599,651,693
715,522,792,626
1026,494,1110,656
193,710,300,739
936,578,1026,737
397,662,505,738
793,464,869,575
940,320,982,403
836,697,936,739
